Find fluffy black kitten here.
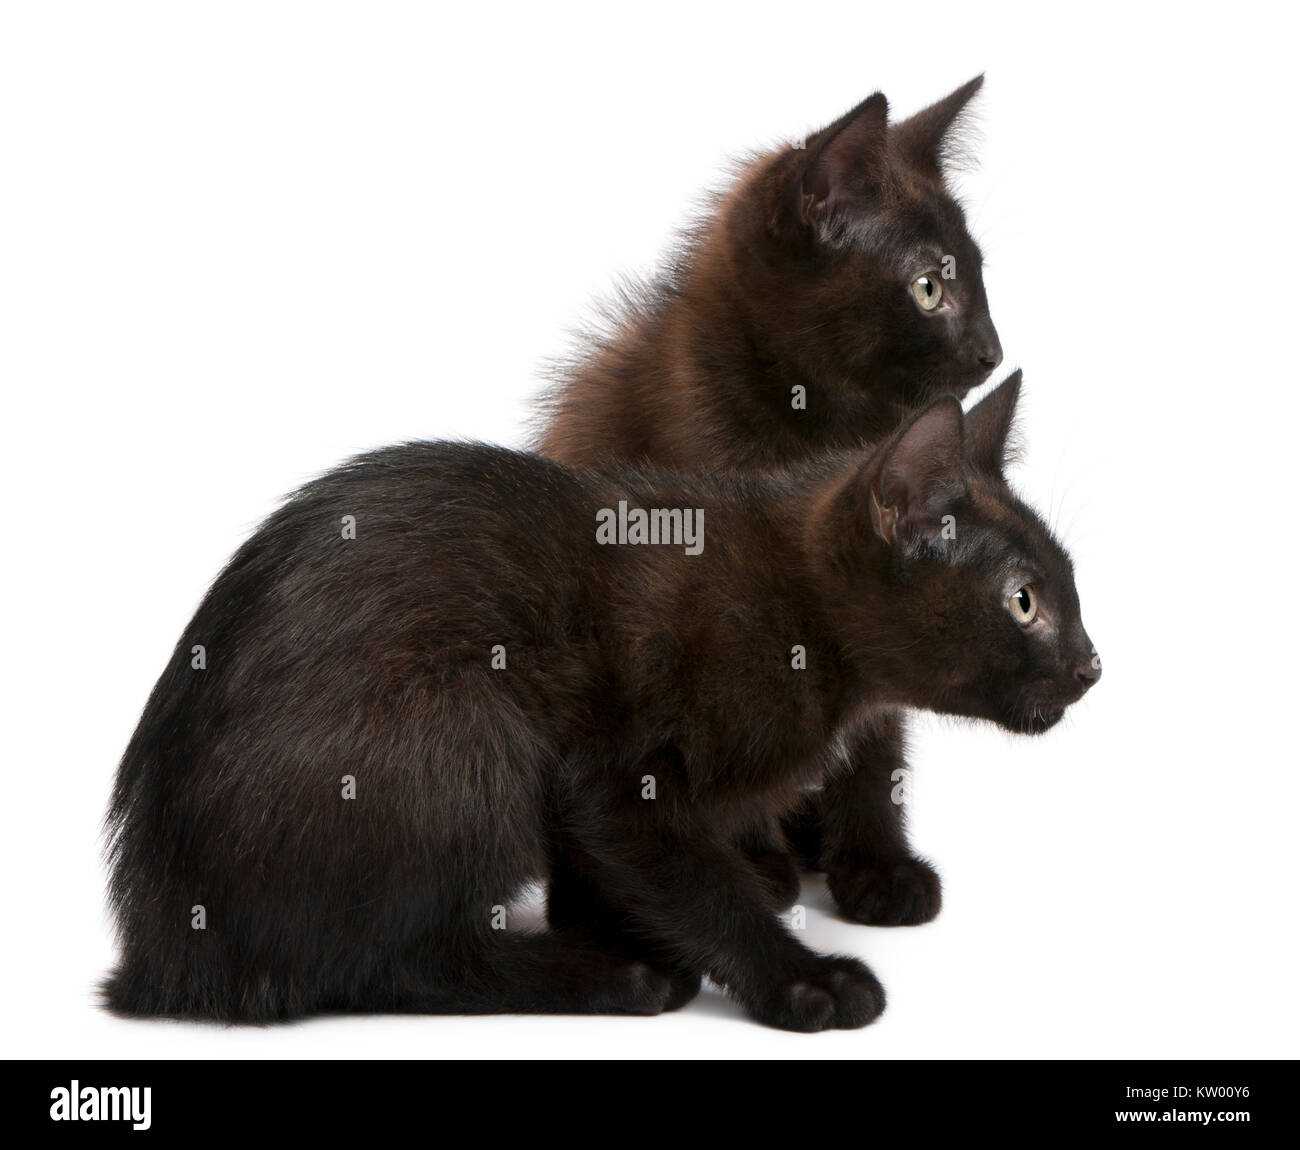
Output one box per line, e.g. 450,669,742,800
104,374,1098,1030
538,76,1000,469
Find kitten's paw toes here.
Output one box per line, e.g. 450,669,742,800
768,980,837,1032
614,961,676,1015
822,957,886,1028
753,957,885,1032
828,856,942,926
551,923,700,1013
750,851,801,912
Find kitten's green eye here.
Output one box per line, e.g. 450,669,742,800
911,274,943,311
1009,585,1038,625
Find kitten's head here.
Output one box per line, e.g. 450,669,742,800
729,77,1001,418
824,371,1099,734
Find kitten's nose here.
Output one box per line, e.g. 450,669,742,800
1076,653,1102,689
972,324,998,369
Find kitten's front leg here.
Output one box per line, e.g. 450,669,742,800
738,819,801,912
577,809,885,1032
815,711,943,926
547,837,702,1011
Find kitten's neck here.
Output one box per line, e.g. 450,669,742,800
540,225,894,470
772,463,913,713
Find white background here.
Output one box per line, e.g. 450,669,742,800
2,2,1296,1060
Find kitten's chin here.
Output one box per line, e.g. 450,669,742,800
930,701,1065,735
907,370,985,410
911,376,974,404
1002,707,1066,736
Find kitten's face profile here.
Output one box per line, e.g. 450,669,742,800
818,180,1000,409
915,483,1099,735
737,77,1001,411
833,372,1099,734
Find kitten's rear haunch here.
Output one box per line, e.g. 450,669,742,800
104,375,1098,1030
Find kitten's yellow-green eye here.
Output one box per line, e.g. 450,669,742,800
1009,585,1038,624
911,274,942,311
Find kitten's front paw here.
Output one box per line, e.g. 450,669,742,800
751,956,886,1032
573,943,702,1014
828,856,942,926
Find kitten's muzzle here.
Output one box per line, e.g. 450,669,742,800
971,318,1002,374
1072,640,1101,694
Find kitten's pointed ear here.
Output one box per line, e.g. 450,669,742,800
891,74,983,183
965,369,1023,475
870,396,966,545
799,92,889,227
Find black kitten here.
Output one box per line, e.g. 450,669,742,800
537,76,1000,470
104,374,1098,1030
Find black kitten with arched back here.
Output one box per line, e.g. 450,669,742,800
105,374,1098,1030
537,77,1006,926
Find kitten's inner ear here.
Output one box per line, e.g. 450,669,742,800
890,74,984,183
871,397,967,545
799,92,889,226
964,369,1023,476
